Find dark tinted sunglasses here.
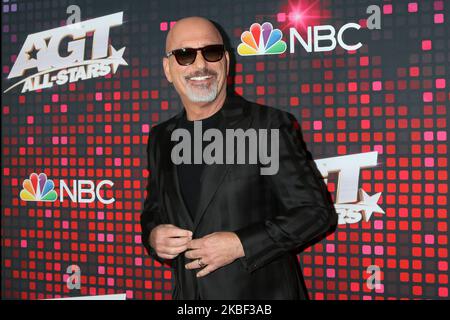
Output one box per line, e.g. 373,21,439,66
165,44,225,66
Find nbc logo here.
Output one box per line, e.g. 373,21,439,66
20,172,115,204
20,173,57,202
238,21,365,56
237,22,287,56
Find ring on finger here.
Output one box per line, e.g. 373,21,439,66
197,259,206,268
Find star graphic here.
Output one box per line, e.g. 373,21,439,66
357,189,385,221
26,44,40,60
108,45,128,73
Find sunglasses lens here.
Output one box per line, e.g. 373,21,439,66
170,45,225,65
174,48,197,66
202,45,224,62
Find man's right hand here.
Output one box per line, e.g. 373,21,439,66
149,224,193,259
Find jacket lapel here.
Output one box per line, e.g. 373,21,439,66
160,94,252,233
160,114,195,230
192,95,252,232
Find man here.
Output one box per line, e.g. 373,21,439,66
140,16,337,299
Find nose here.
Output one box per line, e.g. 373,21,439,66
192,49,207,69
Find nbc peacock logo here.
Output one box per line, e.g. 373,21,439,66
237,22,287,56
20,172,57,202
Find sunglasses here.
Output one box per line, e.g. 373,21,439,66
165,44,225,66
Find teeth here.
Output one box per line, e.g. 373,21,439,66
190,76,211,81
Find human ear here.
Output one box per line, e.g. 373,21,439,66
162,57,173,83
225,51,230,76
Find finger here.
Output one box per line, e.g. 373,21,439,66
158,253,178,259
165,236,191,247
160,244,188,255
165,226,193,238
185,259,203,270
187,238,204,249
196,264,217,278
184,249,203,260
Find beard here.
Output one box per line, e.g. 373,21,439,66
184,68,219,103
186,83,218,103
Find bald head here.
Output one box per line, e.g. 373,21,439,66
162,16,230,114
165,17,224,52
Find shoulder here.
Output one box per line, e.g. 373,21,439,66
144,112,181,154
147,113,180,139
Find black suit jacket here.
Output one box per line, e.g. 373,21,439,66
140,94,338,299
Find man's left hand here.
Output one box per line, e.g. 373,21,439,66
184,232,245,278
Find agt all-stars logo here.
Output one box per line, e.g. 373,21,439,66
315,151,385,225
20,172,115,205
4,12,127,93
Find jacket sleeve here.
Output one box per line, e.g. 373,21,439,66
234,111,338,273
140,127,166,264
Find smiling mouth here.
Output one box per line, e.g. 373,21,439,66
186,75,215,87
188,75,213,81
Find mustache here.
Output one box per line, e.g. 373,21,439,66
185,68,218,80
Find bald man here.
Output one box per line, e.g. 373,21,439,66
140,17,337,299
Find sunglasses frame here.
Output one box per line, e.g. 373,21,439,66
165,44,225,66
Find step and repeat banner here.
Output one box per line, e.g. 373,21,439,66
1,0,448,300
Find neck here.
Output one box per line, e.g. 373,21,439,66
182,89,227,121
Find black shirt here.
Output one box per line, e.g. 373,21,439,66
176,110,222,221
